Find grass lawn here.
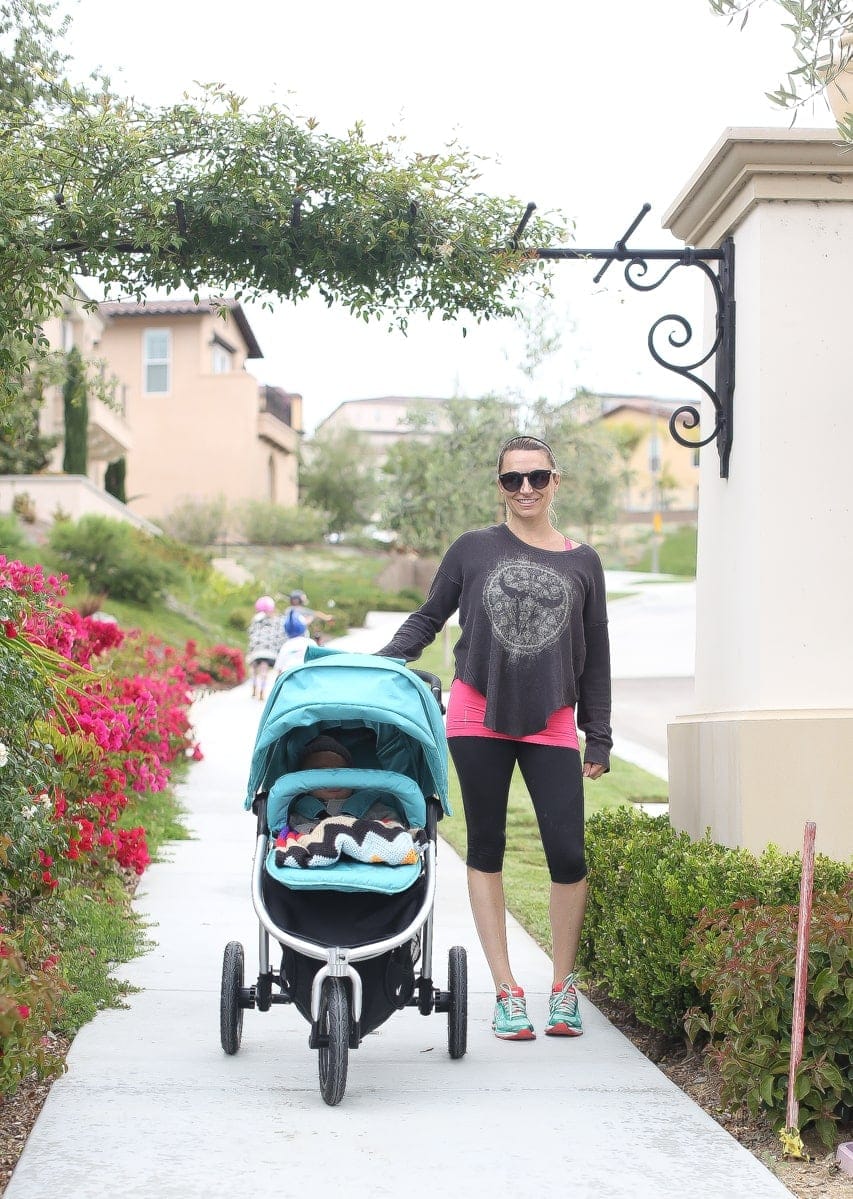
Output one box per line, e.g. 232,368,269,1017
47,779,192,1036
438,754,668,956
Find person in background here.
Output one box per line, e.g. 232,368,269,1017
282,590,334,642
274,628,317,676
246,595,284,702
377,435,612,1042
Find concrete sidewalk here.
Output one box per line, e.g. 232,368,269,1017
5,654,792,1198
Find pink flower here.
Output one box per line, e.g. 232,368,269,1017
16,1005,30,1019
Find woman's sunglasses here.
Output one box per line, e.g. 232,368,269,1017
498,469,554,493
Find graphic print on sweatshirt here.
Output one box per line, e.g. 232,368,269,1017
482,559,573,656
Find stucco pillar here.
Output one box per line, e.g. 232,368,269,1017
662,128,853,859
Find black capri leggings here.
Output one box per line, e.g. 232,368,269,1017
447,737,586,884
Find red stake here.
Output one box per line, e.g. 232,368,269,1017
786,821,817,1133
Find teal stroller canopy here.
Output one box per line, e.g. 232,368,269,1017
245,647,450,813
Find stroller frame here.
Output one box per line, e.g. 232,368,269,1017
220,659,467,1105
249,788,440,1030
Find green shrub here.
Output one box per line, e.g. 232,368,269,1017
62,347,88,475
11,492,36,523
234,501,327,546
683,886,852,1145
393,589,427,609
580,807,850,1033
103,457,126,504
228,606,252,631
0,512,26,553
145,533,211,577
159,495,227,546
48,514,176,605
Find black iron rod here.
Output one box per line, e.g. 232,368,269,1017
510,202,537,248
534,247,724,262
592,203,652,283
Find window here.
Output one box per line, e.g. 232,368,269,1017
647,434,661,475
143,329,171,393
211,343,232,374
61,319,75,352
267,453,276,501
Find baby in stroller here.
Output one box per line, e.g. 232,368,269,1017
273,734,425,869
284,734,402,829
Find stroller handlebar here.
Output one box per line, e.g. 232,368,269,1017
409,668,445,714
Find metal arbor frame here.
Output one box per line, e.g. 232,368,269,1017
516,203,735,478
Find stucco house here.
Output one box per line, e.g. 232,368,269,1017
0,287,156,531
313,396,451,461
594,393,700,520
39,288,134,489
96,298,302,521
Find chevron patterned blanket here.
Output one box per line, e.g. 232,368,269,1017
273,816,427,870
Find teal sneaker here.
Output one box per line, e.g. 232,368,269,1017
493,983,535,1041
546,973,583,1037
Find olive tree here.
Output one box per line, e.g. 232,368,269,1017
708,0,853,118
299,428,380,534
380,396,516,554
528,393,633,543
0,0,566,417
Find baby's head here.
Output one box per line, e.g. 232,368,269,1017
299,735,354,802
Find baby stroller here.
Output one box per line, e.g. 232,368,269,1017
219,646,468,1105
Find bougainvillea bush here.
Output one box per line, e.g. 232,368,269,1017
0,555,222,1095
183,639,245,689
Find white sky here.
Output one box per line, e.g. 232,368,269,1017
60,0,831,431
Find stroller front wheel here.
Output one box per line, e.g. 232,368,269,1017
318,978,349,1106
220,941,245,1055
447,945,468,1060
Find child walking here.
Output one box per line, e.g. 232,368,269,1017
246,595,284,702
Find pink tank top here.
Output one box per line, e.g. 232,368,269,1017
444,537,580,748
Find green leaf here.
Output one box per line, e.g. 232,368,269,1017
794,1072,813,1101
811,967,837,1007
759,1073,777,1107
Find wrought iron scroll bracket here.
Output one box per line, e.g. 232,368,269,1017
526,203,735,478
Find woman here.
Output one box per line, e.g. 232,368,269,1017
378,435,611,1041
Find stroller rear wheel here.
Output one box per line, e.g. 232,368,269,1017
318,978,349,1106
220,941,245,1055
447,945,468,1060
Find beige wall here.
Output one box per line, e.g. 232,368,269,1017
0,474,159,533
316,398,451,461
691,200,853,715
39,300,132,484
322,399,439,435
98,311,298,520
665,129,853,859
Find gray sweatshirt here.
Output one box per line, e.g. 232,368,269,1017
379,524,612,767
